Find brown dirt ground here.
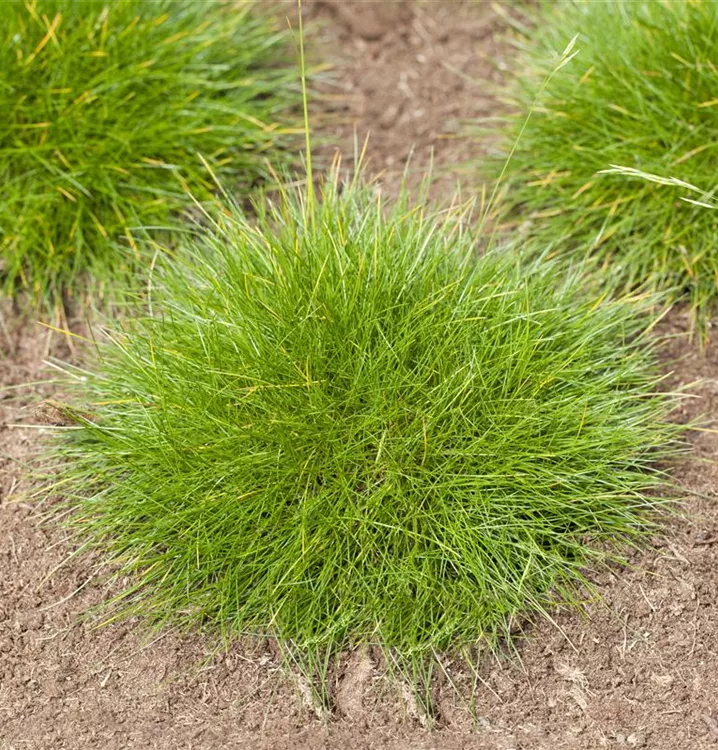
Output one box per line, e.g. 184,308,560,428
2,2,718,749
309,0,508,195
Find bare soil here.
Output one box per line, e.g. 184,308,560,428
2,3,717,749
310,0,508,196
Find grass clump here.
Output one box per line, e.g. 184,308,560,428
0,0,299,304
49,165,681,668
492,0,718,333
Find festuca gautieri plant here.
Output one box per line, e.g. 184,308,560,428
492,0,718,336
0,0,300,304
46,160,682,681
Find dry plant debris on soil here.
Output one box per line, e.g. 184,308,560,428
1,2,717,749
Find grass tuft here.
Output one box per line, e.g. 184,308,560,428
45,162,684,669
490,0,718,335
0,0,300,305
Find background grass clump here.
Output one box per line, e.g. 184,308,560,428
492,0,718,332
0,0,299,304
50,167,680,668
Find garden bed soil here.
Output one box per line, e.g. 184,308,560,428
1,3,717,749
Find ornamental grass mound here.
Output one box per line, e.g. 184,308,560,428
0,0,298,303
51,167,680,663
492,0,718,333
